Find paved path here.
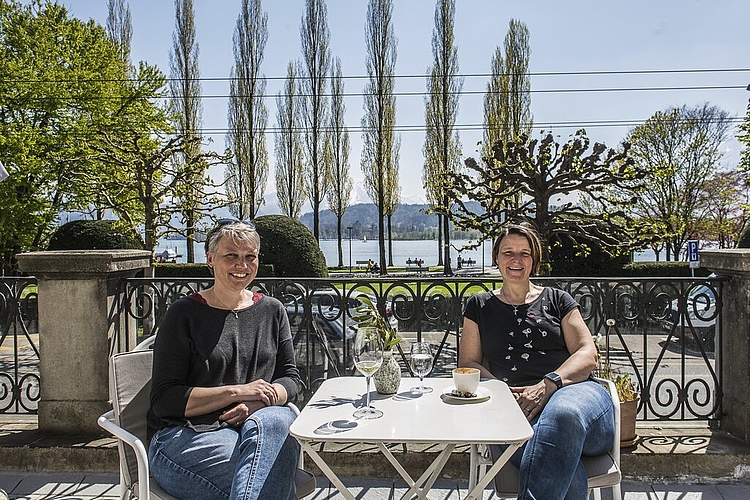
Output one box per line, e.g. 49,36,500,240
2,472,750,499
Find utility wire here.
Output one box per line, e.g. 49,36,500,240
3,67,748,84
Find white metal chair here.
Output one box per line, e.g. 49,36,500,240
98,336,315,500
469,377,622,500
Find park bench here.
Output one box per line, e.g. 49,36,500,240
405,258,424,270
355,260,369,268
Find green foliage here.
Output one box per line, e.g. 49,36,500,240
445,130,642,269
550,232,630,276
0,1,132,270
617,104,733,259
254,215,328,277
737,224,750,248
352,295,402,350
595,320,639,402
620,261,711,277
48,220,143,250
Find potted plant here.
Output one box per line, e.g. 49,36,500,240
353,296,402,394
595,319,640,447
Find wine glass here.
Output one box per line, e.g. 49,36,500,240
352,326,384,419
410,341,434,394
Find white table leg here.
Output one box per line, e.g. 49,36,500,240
298,441,356,500
378,443,455,500
463,443,522,500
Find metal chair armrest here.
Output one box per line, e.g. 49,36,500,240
98,410,151,500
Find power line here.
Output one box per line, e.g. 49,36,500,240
6,117,740,137
3,84,745,102
2,67,748,84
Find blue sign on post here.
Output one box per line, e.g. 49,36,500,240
687,240,699,269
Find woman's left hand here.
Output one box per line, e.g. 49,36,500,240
511,381,553,421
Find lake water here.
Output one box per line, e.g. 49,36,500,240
155,238,657,267
155,238,496,268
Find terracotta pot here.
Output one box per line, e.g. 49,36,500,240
620,396,640,447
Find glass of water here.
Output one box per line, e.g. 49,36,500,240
410,341,434,394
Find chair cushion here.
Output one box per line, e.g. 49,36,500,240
583,452,621,489
109,349,153,489
148,478,180,500
489,446,621,495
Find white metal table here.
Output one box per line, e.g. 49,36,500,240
290,376,533,500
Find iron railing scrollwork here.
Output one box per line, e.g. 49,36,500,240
0,274,722,421
0,278,40,413
113,276,722,421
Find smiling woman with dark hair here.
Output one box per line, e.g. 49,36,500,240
460,224,615,500
147,220,302,500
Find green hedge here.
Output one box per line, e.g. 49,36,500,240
620,261,712,277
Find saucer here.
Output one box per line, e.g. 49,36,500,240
440,386,491,404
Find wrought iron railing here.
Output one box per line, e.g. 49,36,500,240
114,275,722,422
0,277,40,413
0,274,721,420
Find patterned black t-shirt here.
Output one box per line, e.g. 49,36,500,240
463,287,579,386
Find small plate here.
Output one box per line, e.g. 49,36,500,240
440,386,491,404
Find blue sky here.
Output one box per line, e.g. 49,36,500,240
59,0,749,208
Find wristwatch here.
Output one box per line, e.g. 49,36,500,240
544,372,563,390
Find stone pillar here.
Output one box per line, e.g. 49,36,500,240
700,249,750,442
16,250,151,435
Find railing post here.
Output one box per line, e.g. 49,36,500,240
701,249,750,441
16,249,151,434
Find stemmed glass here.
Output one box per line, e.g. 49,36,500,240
352,326,384,419
410,341,434,394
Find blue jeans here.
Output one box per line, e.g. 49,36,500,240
148,405,299,500
512,380,615,500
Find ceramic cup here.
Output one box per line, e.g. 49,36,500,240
452,367,480,395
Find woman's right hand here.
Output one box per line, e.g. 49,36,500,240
184,379,279,419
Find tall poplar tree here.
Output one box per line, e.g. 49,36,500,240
169,0,203,262
226,0,269,220
275,62,305,218
384,137,400,266
423,0,462,275
106,0,131,63
300,0,331,240
326,57,353,267
361,0,398,275
482,19,532,220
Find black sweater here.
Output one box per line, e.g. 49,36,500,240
147,292,302,438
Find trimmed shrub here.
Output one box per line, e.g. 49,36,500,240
621,261,711,277
255,215,328,277
48,220,143,250
737,225,750,248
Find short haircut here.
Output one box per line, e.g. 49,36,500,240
204,220,260,257
491,224,542,275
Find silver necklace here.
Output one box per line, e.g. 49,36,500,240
500,288,528,316
212,289,244,319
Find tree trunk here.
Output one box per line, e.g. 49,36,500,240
387,215,394,267
437,214,444,266
442,195,452,275
336,215,343,268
